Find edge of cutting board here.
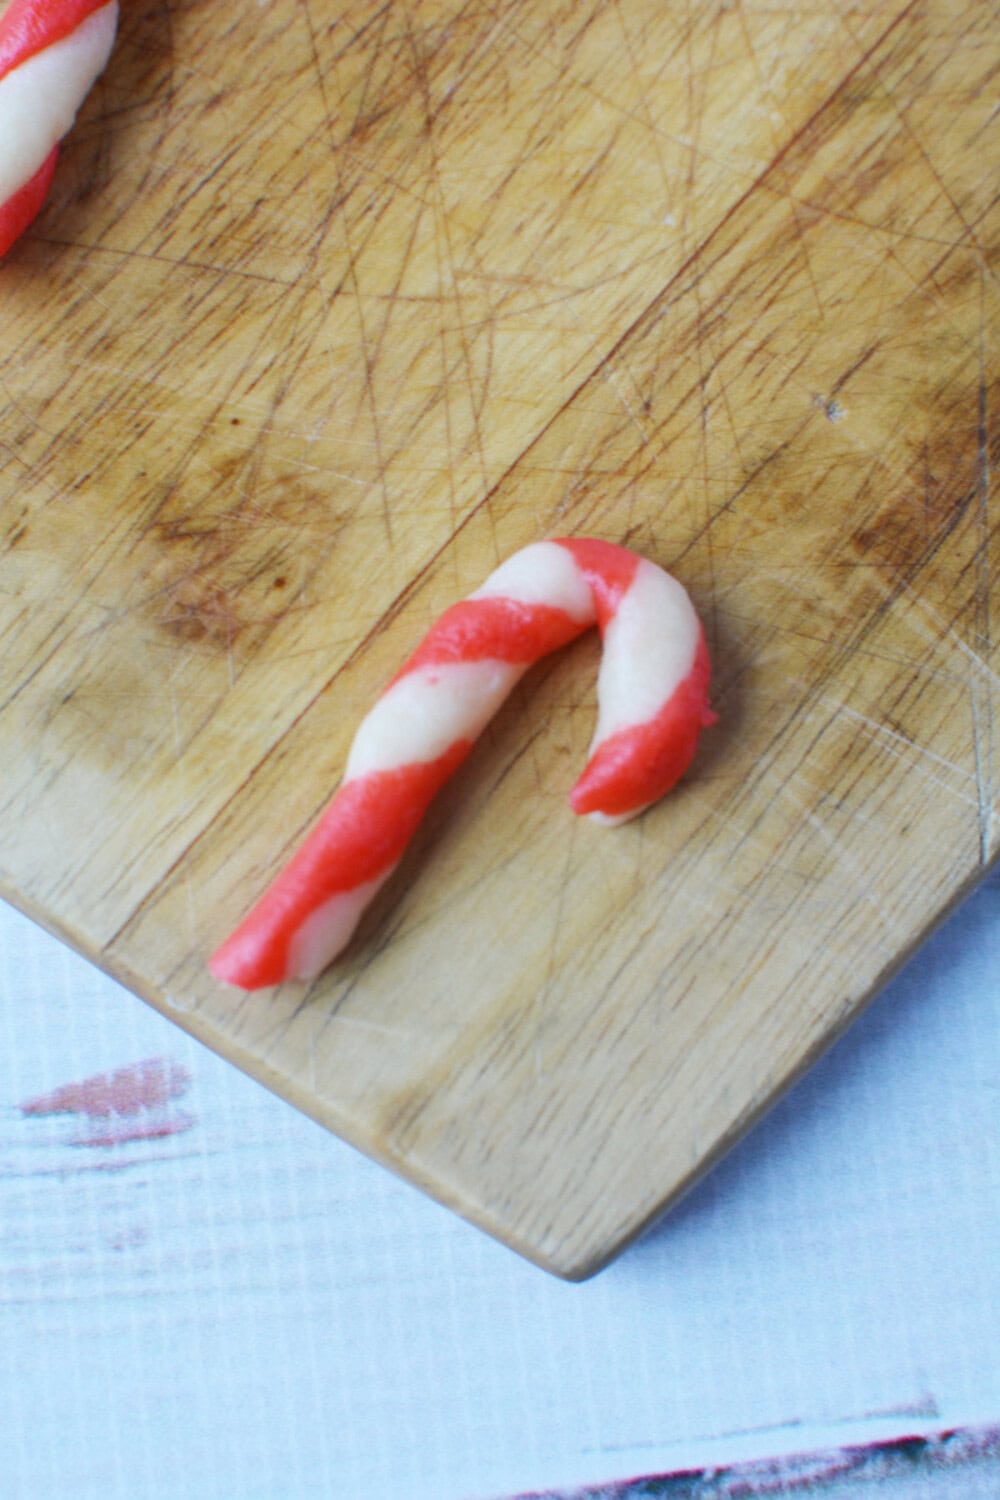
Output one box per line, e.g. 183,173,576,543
5,854,996,1280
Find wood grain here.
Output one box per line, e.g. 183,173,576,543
1,0,997,1276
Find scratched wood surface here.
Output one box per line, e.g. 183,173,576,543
0,0,997,1277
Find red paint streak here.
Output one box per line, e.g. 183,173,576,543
70,1111,197,1148
21,1056,190,1119
8,1150,205,1178
20,1057,195,1145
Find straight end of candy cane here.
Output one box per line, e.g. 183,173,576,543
206,757,462,989
208,919,289,992
209,874,391,990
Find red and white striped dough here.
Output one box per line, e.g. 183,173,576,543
0,0,118,258
209,538,715,990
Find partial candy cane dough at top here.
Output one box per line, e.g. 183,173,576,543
0,0,118,250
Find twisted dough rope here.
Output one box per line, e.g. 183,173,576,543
210,538,716,990
0,0,119,258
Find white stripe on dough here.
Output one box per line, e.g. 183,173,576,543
345,660,525,779
287,874,393,979
471,541,595,622
590,558,700,748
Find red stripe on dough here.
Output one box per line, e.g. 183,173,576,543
0,0,111,79
395,597,586,683
554,536,640,627
208,741,473,989
0,145,57,257
570,632,716,817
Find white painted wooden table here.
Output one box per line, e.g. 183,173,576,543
1,869,998,1500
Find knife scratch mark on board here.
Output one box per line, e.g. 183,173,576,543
894,578,1000,692
823,697,980,807
971,689,993,865
798,807,896,952
300,0,394,544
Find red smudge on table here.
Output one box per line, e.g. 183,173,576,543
21,1056,190,1117
68,1113,196,1147
20,1057,196,1145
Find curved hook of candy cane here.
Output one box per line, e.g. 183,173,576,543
0,0,119,258
209,538,717,990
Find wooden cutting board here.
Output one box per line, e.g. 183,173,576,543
1,0,997,1278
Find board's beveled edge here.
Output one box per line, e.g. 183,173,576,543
4,848,997,1279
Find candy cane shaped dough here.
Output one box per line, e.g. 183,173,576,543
209,538,716,990
0,0,119,258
